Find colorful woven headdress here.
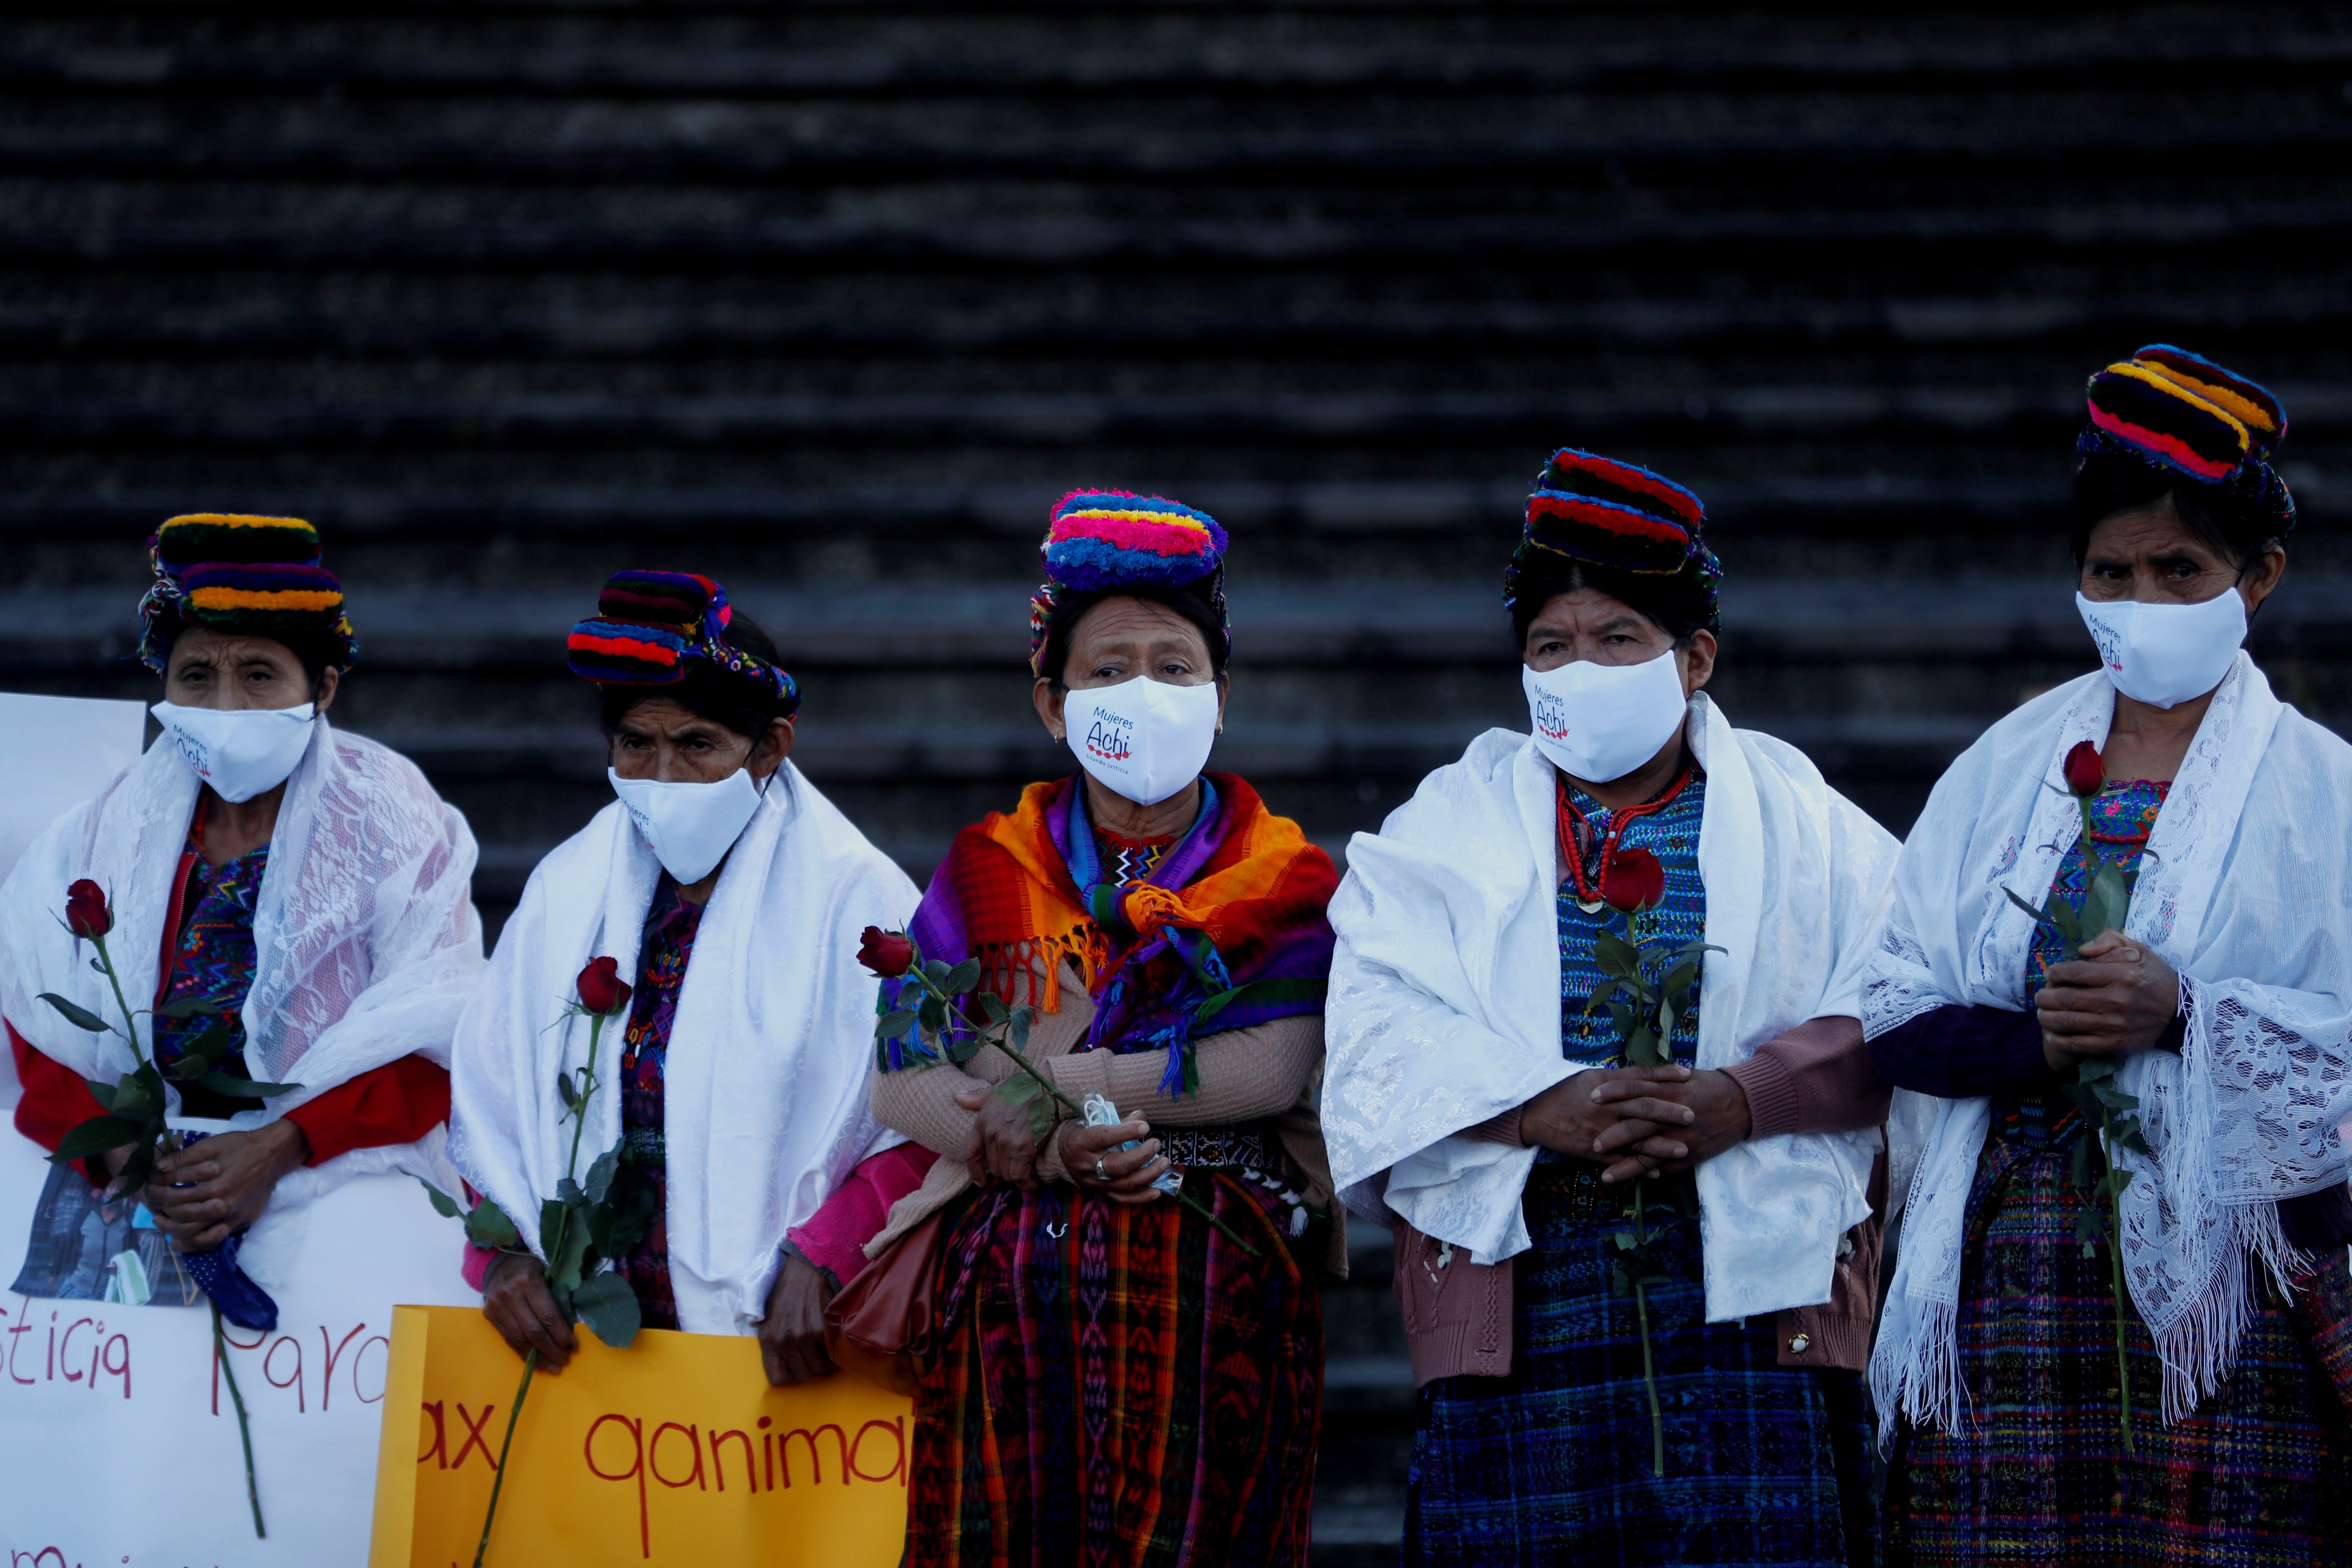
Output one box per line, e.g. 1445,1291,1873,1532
1504,448,1724,631
567,570,799,713
1028,490,1231,675
2080,344,2295,536
137,513,355,674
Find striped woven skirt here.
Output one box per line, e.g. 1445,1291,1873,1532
1882,1137,2352,1567
906,1170,1322,1568
1406,1159,1875,1568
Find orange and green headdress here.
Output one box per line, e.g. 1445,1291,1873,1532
137,514,355,673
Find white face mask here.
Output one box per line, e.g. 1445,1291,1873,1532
151,701,317,804
607,766,766,885
1061,675,1220,808
1522,649,1688,784
2076,589,2248,710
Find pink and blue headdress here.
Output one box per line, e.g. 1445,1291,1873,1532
567,569,799,713
1027,490,1231,675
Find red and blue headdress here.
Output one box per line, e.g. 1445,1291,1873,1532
1028,490,1231,675
2080,344,2295,537
137,513,357,673
567,570,799,712
1505,448,1723,631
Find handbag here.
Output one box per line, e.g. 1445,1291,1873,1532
822,1210,947,1398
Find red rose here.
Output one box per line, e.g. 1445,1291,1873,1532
576,956,631,1016
64,879,111,940
2062,740,2106,799
858,926,916,978
1604,848,1666,913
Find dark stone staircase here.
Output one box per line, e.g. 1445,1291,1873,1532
6,5,2351,1557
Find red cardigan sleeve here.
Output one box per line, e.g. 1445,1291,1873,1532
9,1021,111,1184
12,1020,447,1171
282,1054,450,1167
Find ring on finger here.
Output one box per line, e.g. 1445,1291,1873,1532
1095,1156,1109,1182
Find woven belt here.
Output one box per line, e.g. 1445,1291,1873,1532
1156,1124,1280,1176
1526,1156,1696,1226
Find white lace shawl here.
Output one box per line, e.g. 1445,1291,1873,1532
0,719,484,1227
446,764,920,1335
1321,695,1900,1321
1868,653,2352,1430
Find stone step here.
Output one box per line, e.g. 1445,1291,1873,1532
7,27,2347,98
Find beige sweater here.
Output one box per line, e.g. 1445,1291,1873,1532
867,957,1347,1277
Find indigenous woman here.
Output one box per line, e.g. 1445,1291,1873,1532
868,493,1341,1567
1321,451,1901,1568
1871,348,2352,1565
449,571,925,1384
2,514,481,1329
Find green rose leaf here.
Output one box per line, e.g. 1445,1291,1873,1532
944,959,981,996
418,1180,465,1220
464,1199,521,1251
571,1269,643,1350
583,1146,619,1206
194,1071,298,1099
977,991,1011,1024
48,1114,146,1164
153,995,221,1020
37,993,110,1033
873,1009,917,1041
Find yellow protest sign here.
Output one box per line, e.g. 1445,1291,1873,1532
368,1305,912,1567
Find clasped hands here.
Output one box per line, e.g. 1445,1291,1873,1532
952,1083,1170,1205
1521,1064,1752,1183
2035,929,2181,1072
102,1118,309,1253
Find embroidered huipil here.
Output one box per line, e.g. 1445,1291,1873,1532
153,835,271,1118
1555,772,1708,1073
614,877,704,1331
1995,779,2166,1151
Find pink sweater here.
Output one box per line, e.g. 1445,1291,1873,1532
459,1143,940,1298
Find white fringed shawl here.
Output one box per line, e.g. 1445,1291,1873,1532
1322,695,1900,1321
1868,654,2352,1430
0,720,485,1227
447,763,919,1335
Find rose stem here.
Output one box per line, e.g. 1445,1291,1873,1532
475,1006,607,1565
90,931,154,1069
214,1303,266,1537
909,965,1263,1257
471,1347,539,1568
1633,1177,1664,1477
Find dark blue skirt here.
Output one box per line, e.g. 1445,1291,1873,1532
1405,1159,1873,1568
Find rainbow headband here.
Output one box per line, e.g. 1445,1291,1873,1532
137,513,356,673
1029,490,1231,674
567,569,799,711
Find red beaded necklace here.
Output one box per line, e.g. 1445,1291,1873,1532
1556,766,1695,914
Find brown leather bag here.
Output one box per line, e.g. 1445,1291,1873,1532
822,1211,947,1398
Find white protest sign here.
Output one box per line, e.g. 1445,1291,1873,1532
0,1130,478,1565
0,690,146,1112
0,691,145,897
